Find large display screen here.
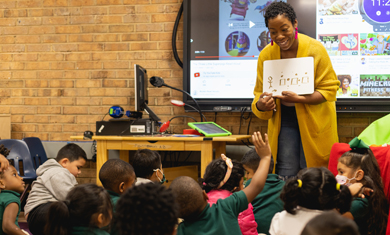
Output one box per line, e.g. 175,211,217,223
317,0,390,99
183,0,390,112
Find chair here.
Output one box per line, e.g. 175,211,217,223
230,0,249,19
0,139,37,203
22,137,48,170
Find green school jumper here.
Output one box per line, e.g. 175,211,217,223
245,174,285,235
177,190,248,235
0,190,21,235
71,227,110,235
105,190,120,235
350,197,369,235
107,190,120,211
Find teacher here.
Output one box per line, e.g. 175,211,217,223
251,2,340,180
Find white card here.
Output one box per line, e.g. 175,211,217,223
263,57,314,96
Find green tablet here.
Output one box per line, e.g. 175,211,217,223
188,122,232,137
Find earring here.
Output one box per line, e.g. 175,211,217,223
295,27,298,39
271,40,274,46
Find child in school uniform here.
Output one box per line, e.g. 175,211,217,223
241,149,285,235
337,149,389,235
170,132,271,235
99,159,136,235
269,167,352,235
115,183,179,235
201,156,258,235
0,145,28,235
24,143,87,235
45,184,112,235
131,149,165,185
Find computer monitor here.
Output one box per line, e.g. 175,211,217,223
134,64,160,121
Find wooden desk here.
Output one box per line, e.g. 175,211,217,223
71,135,251,185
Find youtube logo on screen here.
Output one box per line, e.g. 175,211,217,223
194,72,200,77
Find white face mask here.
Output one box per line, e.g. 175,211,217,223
335,173,357,186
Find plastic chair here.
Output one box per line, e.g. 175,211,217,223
22,137,48,170
0,139,37,203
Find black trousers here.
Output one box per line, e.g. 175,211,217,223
27,202,53,235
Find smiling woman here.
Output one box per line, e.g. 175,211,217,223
251,2,340,180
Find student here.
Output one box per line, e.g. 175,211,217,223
24,143,87,235
269,167,352,235
241,149,285,235
0,145,28,235
99,159,136,235
115,183,179,235
201,156,257,235
301,211,360,235
170,131,271,235
99,159,136,207
131,149,165,185
337,149,389,235
45,184,112,235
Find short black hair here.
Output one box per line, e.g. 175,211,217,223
56,143,87,162
200,159,244,193
264,1,297,28
131,149,161,179
99,159,135,192
0,144,10,158
241,149,274,174
281,167,352,215
301,211,360,235
170,176,205,219
115,183,178,235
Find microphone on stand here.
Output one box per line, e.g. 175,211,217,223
150,76,205,122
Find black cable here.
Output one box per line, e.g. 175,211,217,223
119,120,136,135
169,115,197,122
183,151,193,162
172,2,184,68
246,113,252,135
101,112,109,121
165,84,204,122
185,104,207,121
214,112,217,122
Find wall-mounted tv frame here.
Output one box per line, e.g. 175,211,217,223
183,0,390,113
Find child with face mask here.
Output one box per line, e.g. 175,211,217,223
131,149,166,185
337,148,389,235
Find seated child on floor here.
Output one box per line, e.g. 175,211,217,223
0,145,28,235
24,143,87,235
269,167,352,235
241,149,285,235
301,211,359,235
99,159,136,234
337,148,389,235
131,149,165,185
45,184,112,235
115,183,179,235
201,155,258,235
170,132,271,235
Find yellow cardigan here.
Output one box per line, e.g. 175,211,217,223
251,33,340,169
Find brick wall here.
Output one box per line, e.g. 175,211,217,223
0,0,387,143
